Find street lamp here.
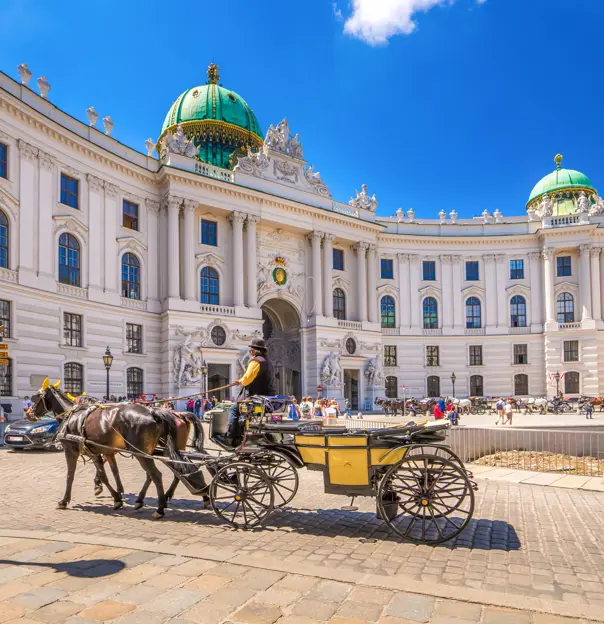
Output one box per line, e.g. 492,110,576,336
451,372,457,398
201,361,208,397
555,371,561,397
103,346,113,400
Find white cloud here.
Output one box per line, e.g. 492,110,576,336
332,2,344,20
342,0,487,45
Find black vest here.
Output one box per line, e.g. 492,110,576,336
246,355,276,397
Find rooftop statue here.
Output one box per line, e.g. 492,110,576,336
575,191,590,215
160,124,198,159
590,195,604,216
537,193,554,218
349,184,378,212
288,133,304,160
304,164,324,186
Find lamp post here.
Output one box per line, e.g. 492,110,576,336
451,372,457,398
103,346,113,400
555,371,561,398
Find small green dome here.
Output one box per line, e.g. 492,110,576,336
527,154,596,208
160,64,263,169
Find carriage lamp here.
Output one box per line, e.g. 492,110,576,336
555,371,561,397
103,346,113,400
450,373,457,398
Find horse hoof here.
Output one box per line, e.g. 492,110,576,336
56,501,68,510
113,501,124,510
152,510,165,520
134,502,143,510
94,486,103,496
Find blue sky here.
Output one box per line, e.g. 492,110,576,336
1,0,603,218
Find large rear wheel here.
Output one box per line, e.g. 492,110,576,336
244,451,299,507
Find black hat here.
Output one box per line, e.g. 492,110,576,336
248,338,268,352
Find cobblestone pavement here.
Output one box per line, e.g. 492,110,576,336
1,449,604,620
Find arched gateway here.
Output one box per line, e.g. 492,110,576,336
261,299,301,398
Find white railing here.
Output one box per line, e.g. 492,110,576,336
194,162,234,183
331,202,359,218
464,328,486,336
121,297,148,311
200,304,236,316
382,327,399,335
422,328,442,336
337,320,362,330
551,215,580,227
56,282,88,299
0,268,18,283
509,326,531,334
559,322,581,330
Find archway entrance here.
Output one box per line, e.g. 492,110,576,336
261,299,301,398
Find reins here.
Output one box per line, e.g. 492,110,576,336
137,382,237,405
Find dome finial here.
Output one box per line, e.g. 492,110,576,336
554,153,563,169
207,63,220,85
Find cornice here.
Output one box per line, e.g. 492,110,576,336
378,233,537,246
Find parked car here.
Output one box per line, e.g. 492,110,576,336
3,415,62,451
202,401,233,422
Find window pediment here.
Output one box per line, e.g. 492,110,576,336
0,186,18,222
117,236,147,256
461,285,485,298
377,284,398,297
418,285,441,298
506,284,530,298
52,214,88,240
554,281,578,296
196,252,224,269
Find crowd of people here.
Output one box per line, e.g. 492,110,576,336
432,396,460,426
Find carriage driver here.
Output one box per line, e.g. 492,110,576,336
217,338,276,445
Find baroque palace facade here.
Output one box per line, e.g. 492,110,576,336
1,63,604,414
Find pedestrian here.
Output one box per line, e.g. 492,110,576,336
0,407,6,445
21,395,32,414
287,399,301,421
495,398,505,425
448,407,459,426
504,399,514,425
187,398,195,413
300,396,312,419
314,398,323,419
194,397,202,417
585,401,594,419
345,397,351,417
434,403,444,420
438,395,446,415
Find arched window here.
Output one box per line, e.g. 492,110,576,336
380,296,396,328
514,373,528,396
470,375,484,397
385,376,398,398
0,357,12,396
423,297,438,329
64,362,83,396
200,267,219,305
127,367,144,398
427,376,440,397
121,253,140,300
565,371,580,394
58,233,80,287
510,295,527,327
465,297,481,329
0,210,8,269
557,293,574,323
333,288,346,320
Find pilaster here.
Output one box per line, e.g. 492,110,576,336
353,242,368,322
182,199,197,302
87,174,104,299
322,234,335,317
245,215,260,308
37,150,55,289
229,211,245,308
18,139,38,286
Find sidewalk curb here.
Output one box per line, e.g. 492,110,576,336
1,528,600,622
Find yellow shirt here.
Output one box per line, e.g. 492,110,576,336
239,360,260,387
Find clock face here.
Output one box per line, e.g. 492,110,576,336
273,267,287,286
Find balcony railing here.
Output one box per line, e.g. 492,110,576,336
56,282,88,299
0,268,18,283
338,320,362,330
200,304,236,316
551,215,580,227
382,327,399,335
422,328,442,336
509,326,531,334
121,297,148,311
194,162,234,183
464,327,486,336
559,322,582,331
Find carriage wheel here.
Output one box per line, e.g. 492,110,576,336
209,461,275,529
377,454,474,545
405,444,465,469
245,451,299,507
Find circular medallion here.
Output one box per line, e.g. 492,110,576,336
345,338,356,355
211,326,226,346
272,267,287,286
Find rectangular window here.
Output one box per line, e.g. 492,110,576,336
513,344,528,365
557,255,571,277
0,358,12,396
0,300,10,338
60,174,79,209
63,313,82,347
384,345,397,367
201,219,217,246
466,261,479,281
0,143,7,179
423,260,436,281
426,345,439,367
380,258,393,279
564,340,579,362
126,323,143,354
122,200,139,230
469,345,483,366
510,259,524,280
333,248,344,271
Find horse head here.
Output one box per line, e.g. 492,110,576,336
30,378,75,420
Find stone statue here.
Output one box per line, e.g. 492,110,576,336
396,207,404,222
449,210,458,224
275,118,290,152
145,138,155,157
320,352,342,387
288,133,304,159
264,124,280,150
173,329,203,386
407,208,416,222
538,193,554,217
304,164,324,186
590,195,604,216
575,191,590,215
161,124,198,159
438,210,446,224
102,116,114,136
86,106,98,127
349,184,378,212
493,208,503,223
18,63,32,86
365,351,384,387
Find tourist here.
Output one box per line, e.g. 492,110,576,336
585,401,594,419
314,398,323,419
434,402,444,420
504,400,513,425
448,407,459,426
194,397,202,417
495,398,505,425
345,397,351,417
187,398,195,413
324,400,338,421
287,398,301,420
21,395,32,413
300,396,313,419
438,395,446,415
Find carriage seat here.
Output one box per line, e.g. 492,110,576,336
242,395,294,413
250,421,321,432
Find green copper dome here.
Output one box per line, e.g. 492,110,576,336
160,64,264,169
527,154,597,209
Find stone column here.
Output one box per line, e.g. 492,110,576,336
528,252,542,328
367,244,378,323
451,256,463,329
167,196,182,300
322,234,335,317
579,244,593,321
245,215,259,308
308,231,323,316
104,184,119,294
440,256,453,330
37,151,55,281
354,242,368,322
145,199,160,302
230,211,245,307
542,248,555,323
590,247,602,323
182,199,197,302
409,254,420,330
484,255,497,328
18,140,38,278
495,255,507,328
397,253,410,329
87,174,104,292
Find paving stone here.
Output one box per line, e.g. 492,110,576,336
532,615,584,624
384,593,435,622
274,575,319,593
330,619,371,624
20,569,69,587
78,600,135,621
432,600,482,621
46,576,101,592
111,563,164,585
143,587,204,616
291,599,339,620
348,587,394,606
68,580,127,607
143,572,187,589
205,587,257,608
229,570,285,591
379,617,425,624
107,610,166,624
232,602,283,624
180,600,235,624
114,584,166,605
0,602,26,623
210,564,250,578
0,566,33,584
147,554,190,567
275,617,322,624
306,580,352,603
184,574,232,594
255,587,301,607
26,599,82,623
10,586,69,610
483,607,531,624
0,580,34,602
335,600,384,621
171,559,218,576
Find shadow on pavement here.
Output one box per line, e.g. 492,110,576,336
0,558,125,577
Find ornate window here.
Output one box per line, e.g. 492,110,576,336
64,362,83,395
333,248,344,271
0,142,7,179
0,210,8,268
122,200,139,230
121,253,141,300
470,375,484,397
201,219,217,246
565,371,580,394
345,337,356,355
127,367,144,398
469,345,482,366
0,300,10,339
385,376,398,398
200,267,219,304
384,345,397,367
510,295,527,327
126,323,143,354
423,297,438,329
557,292,574,323
63,313,82,347
514,373,528,396
380,258,393,279
0,358,12,396
58,233,80,287
380,296,396,328
563,340,579,362
60,173,79,209
211,326,227,346
333,288,346,320
465,297,481,329
427,376,440,397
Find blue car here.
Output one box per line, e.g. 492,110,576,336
3,416,62,451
